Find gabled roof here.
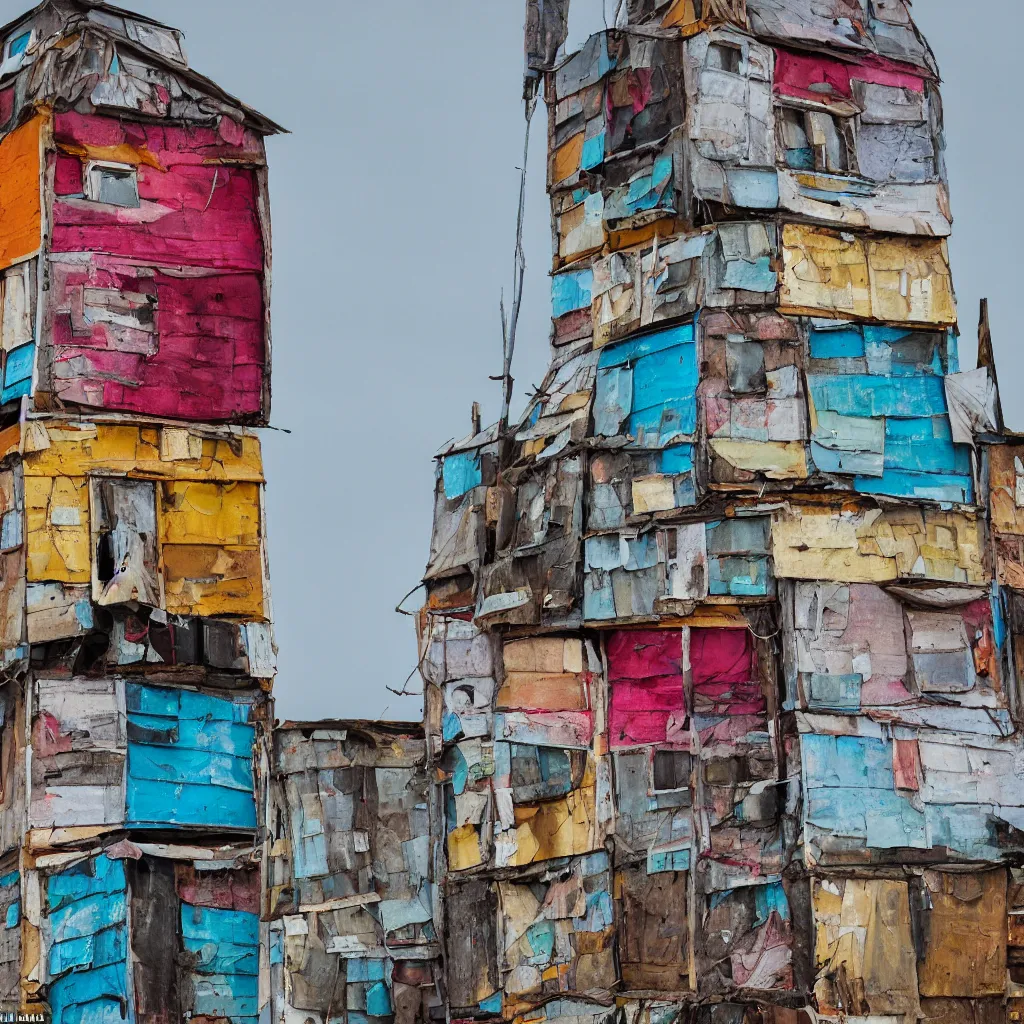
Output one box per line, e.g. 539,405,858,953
0,0,286,134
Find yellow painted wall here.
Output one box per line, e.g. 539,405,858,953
779,223,957,325
23,423,266,618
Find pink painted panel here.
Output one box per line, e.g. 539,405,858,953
774,48,925,105
45,112,267,420
608,630,683,748
49,258,264,420
691,628,763,717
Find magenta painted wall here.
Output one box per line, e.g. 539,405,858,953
46,111,268,421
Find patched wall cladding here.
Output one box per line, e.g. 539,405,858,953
0,2,282,1020
415,2,1024,1024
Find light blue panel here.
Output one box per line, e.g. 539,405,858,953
809,374,948,418
925,803,1000,861
623,154,673,213
348,959,388,983
723,256,776,293
442,451,482,500
365,981,393,1017
126,683,255,830
183,905,259,1023
725,167,779,209
9,32,31,56
809,326,866,360
754,882,790,925
658,446,694,475
946,329,960,373
811,442,884,478
882,417,969,476
584,572,616,621
479,992,503,1014
992,582,1007,650
647,847,690,873
182,905,259,976
807,673,862,711
598,322,694,368
581,133,605,171
855,470,973,504
5,901,18,929
596,324,697,446
47,857,131,1024
802,737,892,790
708,560,769,597
706,517,771,597
624,534,659,571
551,269,594,318
865,790,928,848
593,365,633,436
805,788,867,835
2,342,33,403
836,736,893,789
629,349,698,435
191,973,258,1020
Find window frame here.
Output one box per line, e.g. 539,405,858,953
84,160,141,209
4,28,33,63
651,748,690,794
89,476,162,608
776,100,859,176
705,40,744,76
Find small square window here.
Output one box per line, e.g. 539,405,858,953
6,32,31,60
86,162,140,209
653,750,690,792
706,43,742,75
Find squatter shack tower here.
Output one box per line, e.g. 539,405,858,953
0,2,281,1019
421,1,1024,1021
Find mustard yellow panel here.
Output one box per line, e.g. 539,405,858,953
159,481,261,546
780,224,956,325
162,544,264,619
24,424,264,483
867,237,956,326
772,504,984,585
779,224,871,320
25,475,90,583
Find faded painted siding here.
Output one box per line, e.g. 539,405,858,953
45,111,267,421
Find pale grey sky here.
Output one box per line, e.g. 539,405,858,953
7,0,1020,721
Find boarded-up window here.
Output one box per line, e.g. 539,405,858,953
91,478,159,606
444,879,499,1009
918,869,1007,998
812,877,919,1017
618,863,689,991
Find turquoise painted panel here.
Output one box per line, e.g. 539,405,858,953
47,856,132,1024
125,683,256,830
182,904,260,1024
442,451,482,500
2,342,33,403
551,269,593,318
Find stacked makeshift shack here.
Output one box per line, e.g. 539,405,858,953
0,2,281,1020
421,1,1024,1022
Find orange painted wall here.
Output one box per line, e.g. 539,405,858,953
0,114,43,271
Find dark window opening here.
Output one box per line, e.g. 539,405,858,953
707,42,742,75
653,750,690,792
